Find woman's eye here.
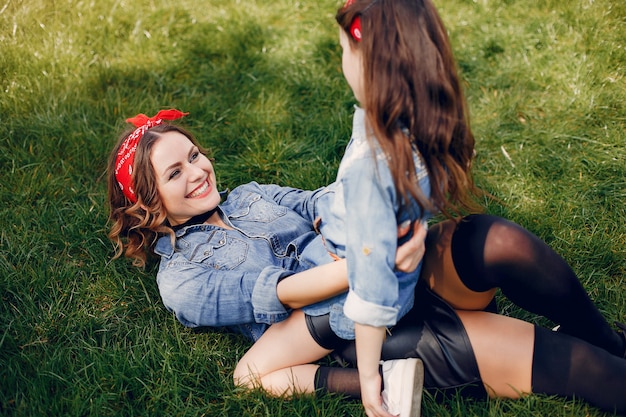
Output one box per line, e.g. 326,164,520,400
190,151,199,162
168,169,181,180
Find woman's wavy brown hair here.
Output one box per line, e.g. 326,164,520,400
337,0,482,218
107,123,203,267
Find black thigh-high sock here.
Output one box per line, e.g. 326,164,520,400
532,325,626,414
450,214,625,357
314,366,361,399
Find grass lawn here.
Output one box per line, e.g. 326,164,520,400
1,0,625,415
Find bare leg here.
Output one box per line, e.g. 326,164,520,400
457,310,626,414
233,310,331,395
456,310,533,398
424,216,625,357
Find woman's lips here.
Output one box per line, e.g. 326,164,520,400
186,180,210,198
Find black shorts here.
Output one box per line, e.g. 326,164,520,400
305,281,487,399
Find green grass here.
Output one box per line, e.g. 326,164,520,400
1,0,625,415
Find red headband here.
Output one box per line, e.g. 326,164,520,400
343,0,362,42
115,109,188,203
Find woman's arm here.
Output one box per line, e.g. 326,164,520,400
395,220,427,273
257,182,328,223
158,265,271,328
276,260,348,309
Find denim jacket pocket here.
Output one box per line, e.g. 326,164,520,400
230,193,287,223
189,231,248,270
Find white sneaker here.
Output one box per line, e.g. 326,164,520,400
381,358,423,417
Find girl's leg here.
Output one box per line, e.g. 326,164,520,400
422,215,625,357
336,283,625,413
459,310,626,414
234,310,399,400
455,310,533,398
234,310,331,395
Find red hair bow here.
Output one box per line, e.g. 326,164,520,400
343,0,362,42
350,16,362,42
125,109,188,128
115,109,188,203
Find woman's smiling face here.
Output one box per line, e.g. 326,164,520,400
150,131,221,226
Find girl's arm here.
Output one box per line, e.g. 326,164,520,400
276,221,427,309
355,323,392,417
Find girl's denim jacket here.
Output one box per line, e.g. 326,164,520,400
153,182,333,341
302,107,432,340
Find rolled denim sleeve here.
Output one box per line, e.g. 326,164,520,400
343,289,398,327
251,266,294,324
157,261,289,328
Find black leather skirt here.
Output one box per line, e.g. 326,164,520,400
305,281,487,399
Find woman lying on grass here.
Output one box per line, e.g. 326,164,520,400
107,112,625,416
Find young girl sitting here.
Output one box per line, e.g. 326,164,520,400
246,0,480,414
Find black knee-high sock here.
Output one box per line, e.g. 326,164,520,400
451,214,625,357
532,325,626,414
314,366,361,399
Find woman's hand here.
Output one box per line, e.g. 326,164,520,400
395,221,427,273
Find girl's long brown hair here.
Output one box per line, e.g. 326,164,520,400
107,124,202,267
337,0,482,218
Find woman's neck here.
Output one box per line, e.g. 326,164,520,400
205,208,231,229
171,207,226,231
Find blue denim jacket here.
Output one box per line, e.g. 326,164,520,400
153,182,333,341
302,107,432,340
